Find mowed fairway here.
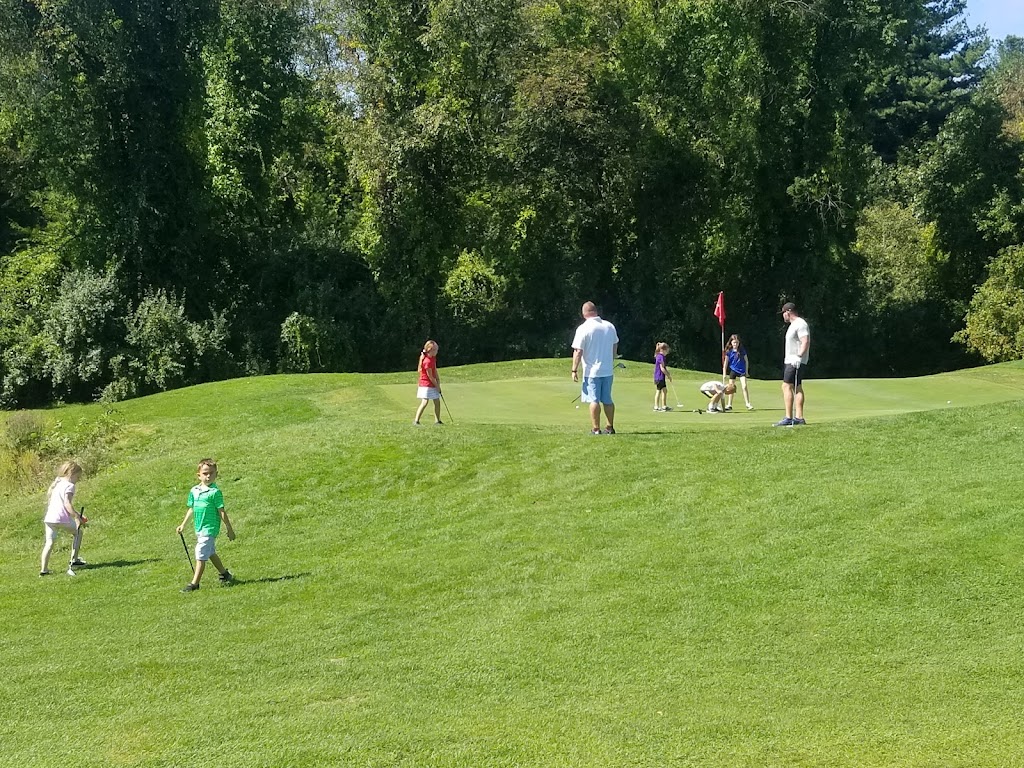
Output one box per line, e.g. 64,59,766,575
4,359,1024,767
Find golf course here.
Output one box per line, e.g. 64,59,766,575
4,358,1024,767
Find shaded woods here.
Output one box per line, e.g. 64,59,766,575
1,0,1022,407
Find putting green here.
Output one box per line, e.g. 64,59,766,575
379,360,1024,428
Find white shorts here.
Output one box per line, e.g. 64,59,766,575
417,386,440,400
196,535,216,561
44,522,76,543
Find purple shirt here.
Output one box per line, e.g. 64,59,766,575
654,353,666,382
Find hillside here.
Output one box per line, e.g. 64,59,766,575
4,360,1024,766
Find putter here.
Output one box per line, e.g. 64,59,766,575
179,531,194,572
669,381,683,409
570,393,581,404
79,504,88,525
440,393,454,424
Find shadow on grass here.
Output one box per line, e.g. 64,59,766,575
84,558,160,570
227,573,311,587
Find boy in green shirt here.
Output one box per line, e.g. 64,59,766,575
176,458,236,592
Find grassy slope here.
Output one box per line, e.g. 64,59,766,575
3,359,1024,767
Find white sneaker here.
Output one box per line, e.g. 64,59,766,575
746,403,754,410
708,407,720,414
66,567,77,577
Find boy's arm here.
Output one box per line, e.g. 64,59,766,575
220,506,235,541
176,508,193,534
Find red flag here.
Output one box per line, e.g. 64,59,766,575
713,292,726,328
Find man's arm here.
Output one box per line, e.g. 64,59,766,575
571,349,582,382
799,330,810,358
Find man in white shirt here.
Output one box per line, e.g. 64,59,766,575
774,302,810,427
571,301,619,435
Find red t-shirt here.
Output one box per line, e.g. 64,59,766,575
418,354,438,387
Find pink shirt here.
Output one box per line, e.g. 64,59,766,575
44,478,75,525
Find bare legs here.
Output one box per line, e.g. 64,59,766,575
782,382,804,420
189,553,229,586
41,523,82,573
414,398,442,424
589,402,615,431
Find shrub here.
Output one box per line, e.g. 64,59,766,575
102,292,232,401
956,245,1024,361
41,268,122,399
2,411,46,454
278,312,357,373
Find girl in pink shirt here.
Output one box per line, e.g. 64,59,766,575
41,461,87,576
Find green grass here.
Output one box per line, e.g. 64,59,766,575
4,359,1024,767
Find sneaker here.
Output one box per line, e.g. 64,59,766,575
746,403,754,410
793,417,806,425
218,570,234,583
40,571,51,577
181,583,200,593
724,405,732,412
773,417,794,427
434,420,444,426
604,426,616,435
70,558,88,567
413,421,422,426
653,407,662,412
590,428,602,435
663,406,672,412
707,407,720,414
66,567,76,577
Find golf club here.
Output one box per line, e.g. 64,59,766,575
440,392,454,424
179,531,194,572
669,381,683,409
570,393,581,404
79,504,88,525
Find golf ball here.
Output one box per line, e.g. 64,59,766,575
947,400,951,404
575,405,579,409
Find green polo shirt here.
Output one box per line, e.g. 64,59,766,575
188,483,224,537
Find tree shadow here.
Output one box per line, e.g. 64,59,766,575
85,558,160,570
227,573,311,587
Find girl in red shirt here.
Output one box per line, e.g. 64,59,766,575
414,340,443,425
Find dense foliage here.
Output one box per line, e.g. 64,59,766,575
0,0,1021,406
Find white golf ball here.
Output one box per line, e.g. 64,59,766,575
575,405,580,409
947,400,951,404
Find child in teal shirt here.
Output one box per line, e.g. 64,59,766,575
176,458,235,592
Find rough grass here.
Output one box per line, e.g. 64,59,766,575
3,359,1024,767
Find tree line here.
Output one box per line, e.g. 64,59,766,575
1,0,1022,407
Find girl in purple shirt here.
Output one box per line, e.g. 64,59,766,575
653,342,673,411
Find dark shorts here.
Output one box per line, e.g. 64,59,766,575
655,379,667,390
727,367,746,380
782,364,806,387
